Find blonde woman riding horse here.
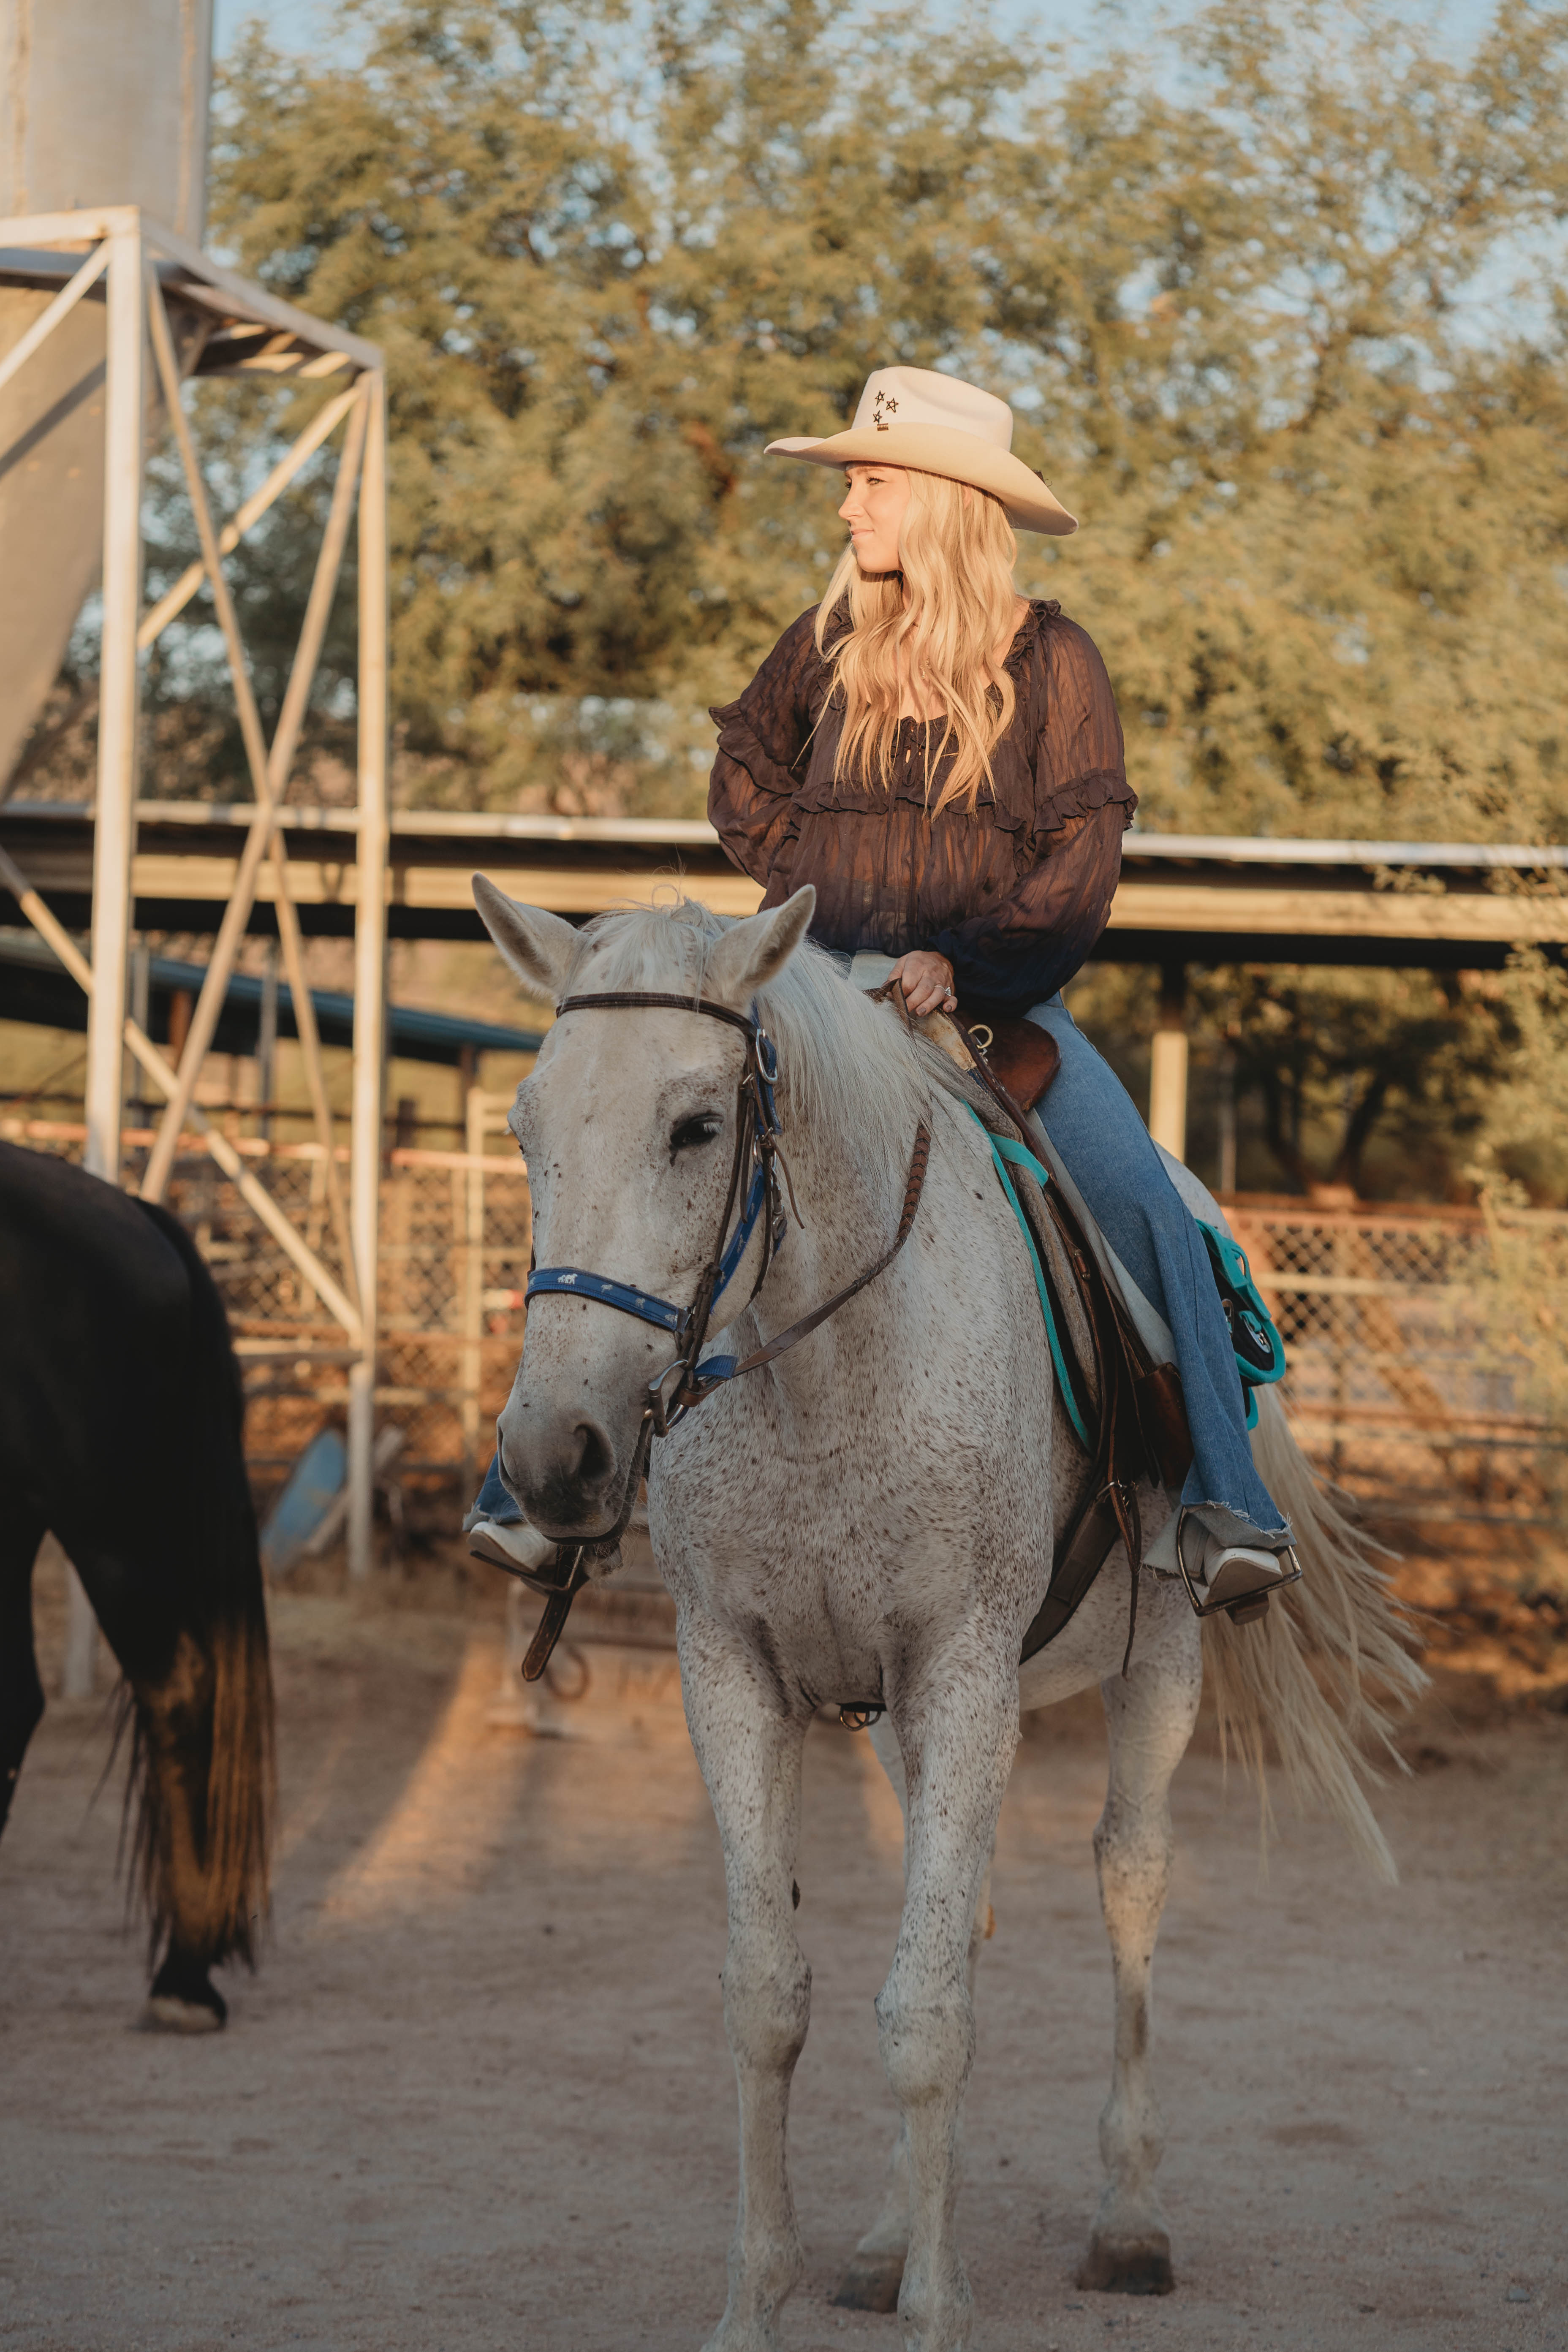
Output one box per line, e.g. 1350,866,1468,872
467,368,1419,2352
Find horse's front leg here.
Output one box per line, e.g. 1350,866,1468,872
879,1662,1018,2352
682,1637,811,2352
1079,1598,1202,2295
836,1714,995,2318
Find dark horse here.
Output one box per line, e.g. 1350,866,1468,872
0,1140,273,2029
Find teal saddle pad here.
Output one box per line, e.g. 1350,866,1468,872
1196,1221,1286,1427
970,1104,1287,1435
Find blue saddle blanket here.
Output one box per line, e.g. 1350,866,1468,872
971,1110,1285,1428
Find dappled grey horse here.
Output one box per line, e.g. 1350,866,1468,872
474,878,1419,2352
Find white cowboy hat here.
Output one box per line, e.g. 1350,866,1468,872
766,364,1077,537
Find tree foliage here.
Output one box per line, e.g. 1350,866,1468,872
206,0,1568,838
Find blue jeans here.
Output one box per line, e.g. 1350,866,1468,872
468,1450,523,1528
470,996,1288,1549
1025,994,1288,1547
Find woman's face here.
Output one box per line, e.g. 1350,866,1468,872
839,463,910,575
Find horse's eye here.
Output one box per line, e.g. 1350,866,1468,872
671,1113,722,1154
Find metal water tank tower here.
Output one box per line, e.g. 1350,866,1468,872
0,0,212,791
0,8,392,1593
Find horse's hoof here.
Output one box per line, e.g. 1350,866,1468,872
1077,2232,1175,2296
832,2248,905,2312
140,1953,227,2033
139,1993,226,2034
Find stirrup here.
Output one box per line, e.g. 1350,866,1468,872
1173,1508,1301,1625
468,1519,574,1596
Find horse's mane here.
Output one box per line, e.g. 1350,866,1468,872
563,895,946,1198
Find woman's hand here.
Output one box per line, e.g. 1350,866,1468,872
888,950,958,1019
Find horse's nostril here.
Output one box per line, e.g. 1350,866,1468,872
573,1418,614,1487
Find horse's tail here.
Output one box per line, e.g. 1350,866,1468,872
1200,1384,1427,1884
123,1200,274,1966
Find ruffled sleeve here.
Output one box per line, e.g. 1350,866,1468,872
1030,612,1136,837
932,803,1129,1012
930,614,1136,1011
707,608,828,886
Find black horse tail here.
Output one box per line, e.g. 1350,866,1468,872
122,1199,275,1970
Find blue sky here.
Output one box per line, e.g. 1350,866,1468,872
213,0,1508,61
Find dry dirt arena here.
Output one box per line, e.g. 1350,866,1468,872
3,1548,1565,2352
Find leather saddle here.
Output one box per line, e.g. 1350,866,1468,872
951,1005,1061,1114
910,997,1196,1669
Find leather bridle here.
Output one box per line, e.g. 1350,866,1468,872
514,989,933,1679
526,991,794,1431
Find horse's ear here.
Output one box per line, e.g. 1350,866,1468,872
472,875,578,1000
703,887,816,1005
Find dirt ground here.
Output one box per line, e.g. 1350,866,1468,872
3,1545,1566,2352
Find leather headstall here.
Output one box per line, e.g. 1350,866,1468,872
514,988,934,1679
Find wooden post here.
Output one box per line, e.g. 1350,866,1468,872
1217,1042,1237,1197
348,370,389,1581
168,986,193,1062
128,942,150,1129
83,222,146,1188
461,1078,486,1493
1147,961,1189,1164
258,937,279,1141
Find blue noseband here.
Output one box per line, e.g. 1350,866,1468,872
524,1159,775,1339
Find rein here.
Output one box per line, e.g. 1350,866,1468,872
517,987,933,1676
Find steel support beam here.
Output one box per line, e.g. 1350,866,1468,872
83,222,145,1186
348,370,389,1581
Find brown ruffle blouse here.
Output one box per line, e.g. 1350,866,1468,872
707,598,1136,1014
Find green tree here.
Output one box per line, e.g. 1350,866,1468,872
200,0,1568,838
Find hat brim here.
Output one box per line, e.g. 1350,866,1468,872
764,422,1077,537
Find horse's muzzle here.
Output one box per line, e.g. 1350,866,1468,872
500,1409,623,1543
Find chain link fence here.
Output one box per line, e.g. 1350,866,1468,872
1229,1200,1568,1532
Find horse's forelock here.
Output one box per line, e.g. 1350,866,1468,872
564,896,937,1196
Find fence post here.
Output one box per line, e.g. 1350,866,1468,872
1148,962,1188,1163
461,1083,487,1492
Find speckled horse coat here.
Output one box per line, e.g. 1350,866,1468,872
473,879,1421,2352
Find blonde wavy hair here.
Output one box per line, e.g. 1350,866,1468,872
813,467,1020,814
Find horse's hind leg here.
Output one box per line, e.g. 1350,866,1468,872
835,1717,997,2317
69,1551,232,2033
133,1632,232,2034
0,1513,47,1838
1079,1599,1202,2295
